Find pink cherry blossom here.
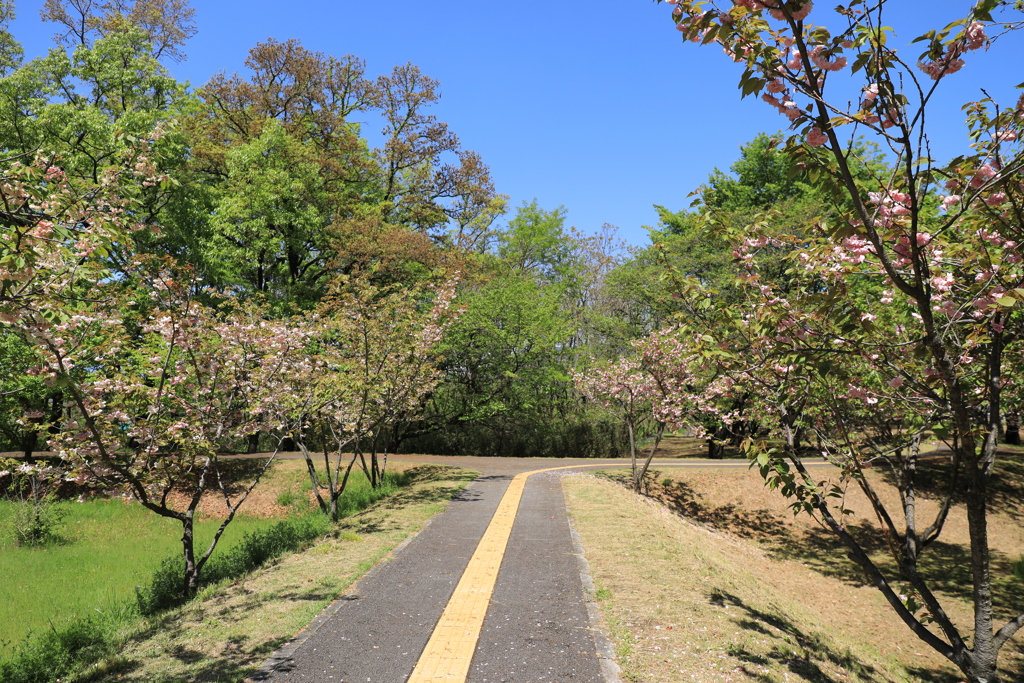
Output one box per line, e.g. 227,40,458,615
806,126,828,146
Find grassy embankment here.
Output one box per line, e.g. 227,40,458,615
565,452,1024,683
0,458,476,683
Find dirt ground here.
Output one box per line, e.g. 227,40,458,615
163,456,413,520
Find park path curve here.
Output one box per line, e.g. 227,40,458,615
246,455,783,683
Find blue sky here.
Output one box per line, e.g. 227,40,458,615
7,1,1022,246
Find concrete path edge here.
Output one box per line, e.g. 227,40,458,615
564,476,624,683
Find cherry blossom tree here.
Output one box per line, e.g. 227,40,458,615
653,1,1024,679
577,327,736,490
287,277,458,520
3,147,311,597
575,356,658,491
31,265,310,596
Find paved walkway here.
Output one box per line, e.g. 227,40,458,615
247,456,783,683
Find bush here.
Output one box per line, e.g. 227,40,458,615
135,513,331,615
1,463,68,547
0,613,116,683
9,498,67,547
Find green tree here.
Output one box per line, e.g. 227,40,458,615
0,1,23,76
176,38,499,309
657,2,1024,680
404,202,629,458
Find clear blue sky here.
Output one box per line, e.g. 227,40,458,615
7,1,1022,246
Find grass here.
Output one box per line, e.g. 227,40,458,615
0,498,279,650
568,461,1024,682
0,458,468,683
565,472,944,682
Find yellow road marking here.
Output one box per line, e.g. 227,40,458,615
406,459,834,681
406,465,572,682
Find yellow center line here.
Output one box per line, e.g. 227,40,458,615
406,463,625,682
406,459,834,681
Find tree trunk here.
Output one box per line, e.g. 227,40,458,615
181,514,200,598
963,468,1000,683
21,428,37,462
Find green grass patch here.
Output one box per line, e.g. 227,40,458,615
0,466,415,683
0,498,278,651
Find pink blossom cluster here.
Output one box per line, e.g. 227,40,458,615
808,45,846,72
917,22,987,80
761,92,805,122
855,84,902,129
733,0,813,22
866,190,917,232
969,162,998,189
838,235,875,265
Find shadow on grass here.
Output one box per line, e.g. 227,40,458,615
710,589,885,682
869,446,1024,522
107,654,265,683
646,468,1024,625
646,471,793,541
634,467,1024,681
590,461,1024,682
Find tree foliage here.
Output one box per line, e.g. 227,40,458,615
644,1,1024,680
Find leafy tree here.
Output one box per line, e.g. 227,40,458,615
40,0,197,62
0,21,192,274
425,272,576,455
605,135,828,340
39,275,307,597
654,2,1024,680
287,278,458,519
1,138,307,597
703,132,814,210
180,39,499,309
407,202,632,458
0,1,23,76
496,200,574,280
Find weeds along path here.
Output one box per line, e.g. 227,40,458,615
247,454,830,683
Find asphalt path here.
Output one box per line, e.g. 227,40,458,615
246,455,828,683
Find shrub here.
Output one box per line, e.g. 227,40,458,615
2,463,68,547
9,498,67,547
135,513,330,615
0,614,114,683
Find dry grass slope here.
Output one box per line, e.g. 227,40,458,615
564,467,1024,683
